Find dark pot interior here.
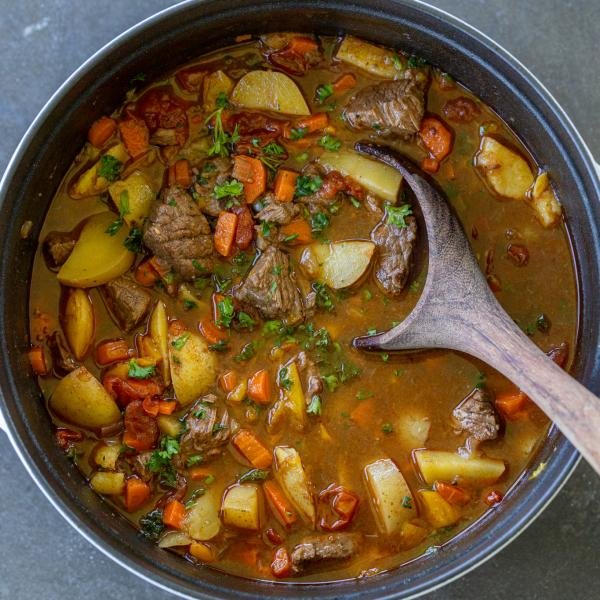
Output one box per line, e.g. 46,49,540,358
1,1,599,598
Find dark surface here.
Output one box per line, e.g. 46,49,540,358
0,1,599,598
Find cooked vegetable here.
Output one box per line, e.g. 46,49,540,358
319,150,402,202
300,240,375,289
71,143,129,199
417,490,461,528
96,339,130,365
88,116,117,148
149,300,170,386
414,449,506,485
231,70,310,115
280,218,312,246
157,414,182,438
169,330,216,406
214,211,238,257
203,70,234,109
335,36,400,79
185,489,221,540
119,119,149,158
231,429,272,469
62,288,95,360
57,212,135,288
475,136,534,199
273,446,315,525
108,171,155,227
125,477,151,511
94,444,121,469
90,471,125,495
221,484,262,530
232,155,267,203
275,361,305,429
395,412,431,449
158,531,193,548
419,116,453,161
531,171,562,228
50,366,121,428
274,169,299,202
163,499,187,529
364,458,416,535
247,369,271,405
263,479,298,528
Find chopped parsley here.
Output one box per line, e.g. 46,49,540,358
386,203,413,228
367,327,377,336
192,259,207,274
315,83,333,104
205,107,240,157
212,423,228,434
310,211,330,233
214,179,244,200
349,196,361,208
474,372,486,389
391,54,404,71
263,142,285,156
234,341,257,362
402,495,413,508
237,311,256,330
356,390,373,401
295,175,323,197
382,422,394,434
289,127,307,140
215,91,231,109
171,333,190,351
260,221,273,238
409,280,420,293
307,395,322,416
323,374,339,393
209,339,229,352
278,367,292,391
148,436,180,488
127,360,155,379
318,134,341,152
313,281,335,312
186,454,204,467
124,227,142,253
407,55,427,69
295,151,309,163
97,154,122,182
139,509,164,541
105,190,130,236
216,296,235,328
282,233,299,244
238,468,270,483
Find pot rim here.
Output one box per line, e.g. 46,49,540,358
0,0,596,598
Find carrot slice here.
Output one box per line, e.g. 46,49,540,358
134,260,160,287
279,218,312,245
28,346,48,376
88,116,117,148
419,116,453,161
232,155,267,203
273,169,298,203
163,499,186,529
231,429,272,469
158,400,177,415
284,112,329,138
169,159,192,187
96,339,131,366
495,391,530,420
421,157,440,173
214,211,238,257
349,398,375,429
199,317,228,345
263,480,298,527
332,73,357,94
247,369,271,405
287,36,318,55
435,481,471,506
189,467,214,481
142,397,160,417
125,477,151,512
219,370,238,393
118,118,149,157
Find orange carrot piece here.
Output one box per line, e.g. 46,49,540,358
148,256,170,279
495,391,530,421
88,116,117,148
96,339,131,366
123,431,152,452
287,112,329,137
263,480,298,527
214,211,238,257
219,370,239,393
421,157,440,173
232,429,272,469
247,369,271,405
332,73,357,94
279,218,312,245
350,398,375,428
134,260,160,287
158,400,177,415
170,159,192,187
232,155,267,203
273,169,298,203
142,397,160,417
435,481,471,506
125,477,151,512
199,317,228,345
118,118,149,157
189,467,214,481
163,499,186,529
419,116,453,161
28,346,48,376
287,36,318,55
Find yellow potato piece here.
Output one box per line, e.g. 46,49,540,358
185,489,221,541
319,150,402,202
157,414,182,438
531,171,562,228
336,35,401,79
57,212,135,288
221,484,261,530
62,288,95,360
231,70,310,116
414,449,506,485
417,490,461,528
274,446,315,525
49,366,121,429
149,300,170,386
94,444,121,470
203,70,234,110
90,471,125,495
364,458,416,535
169,330,216,406
108,171,155,227
475,136,534,200
71,143,129,199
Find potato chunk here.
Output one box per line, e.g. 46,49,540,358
49,366,121,429
57,212,135,288
90,471,125,495
231,70,310,116
185,490,221,541
531,172,562,228
474,136,534,199
94,444,121,470
203,70,234,110
221,484,261,530
300,241,375,289
364,458,416,535
71,143,129,199
108,171,155,227
336,36,400,79
149,300,170,385
414,449,506,485
62,288,95,360
319,150,402,202
417,490,460,528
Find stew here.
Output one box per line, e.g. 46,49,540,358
28,33,577,581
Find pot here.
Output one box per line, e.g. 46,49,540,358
1,1,599,598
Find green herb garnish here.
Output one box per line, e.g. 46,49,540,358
98,154,122,182
295,175,323,197
386,203,413,228
318,134,341,152
127,360,156,380
171,333,190,351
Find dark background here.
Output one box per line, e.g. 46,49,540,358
0,1,598,598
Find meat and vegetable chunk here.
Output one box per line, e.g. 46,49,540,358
42,232,76,270
143,186,214,279
290,533,361,573
344,73,426,137
101,276,152,332
453,388,500,452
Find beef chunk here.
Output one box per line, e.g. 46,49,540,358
453,388,500,452
194,158,233,217
102,276,152,332
47,331,78,376
143,185,214,279
442,97,481,123
371,214,417,296
290,533,361,573
234,246,307,324
344,73,426,138
43,232,76,270
174,395,238,468
295,351,323,407
131,451,154,482
297,168,347,209
256,193,300,224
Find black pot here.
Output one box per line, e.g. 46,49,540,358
1,1,599,598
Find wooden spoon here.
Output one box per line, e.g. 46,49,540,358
352,141,600,474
